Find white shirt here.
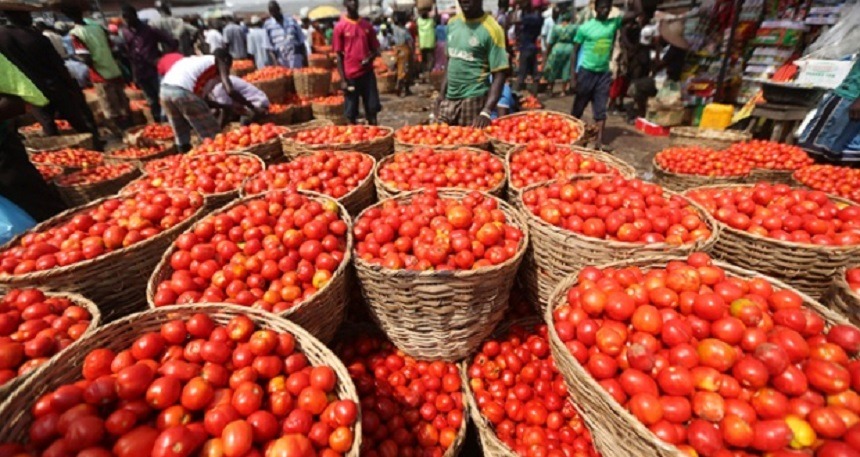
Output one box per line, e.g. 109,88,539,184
210,76,270,109
204,29,225,53
162,55,220,95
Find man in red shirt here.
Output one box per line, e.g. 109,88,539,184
333,0,381,125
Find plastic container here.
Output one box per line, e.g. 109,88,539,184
699,103,735,130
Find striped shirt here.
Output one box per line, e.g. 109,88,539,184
263,16,305,68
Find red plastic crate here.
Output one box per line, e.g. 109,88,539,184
635,118,671,136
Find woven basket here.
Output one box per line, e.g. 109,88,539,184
545,255,855,457
749,168,797,185
824,265,860,325
312,100,345,120
230,60,255,77
687,183,860,298
309,54,334,70
651,157,751,192
55,165,142,207
291,104,313,123
353,189,528,361
123,124,175,148
373,148,506,201
294,71,331,98
517,179,719,313
147,190,353,344
0,303,362,457
229,136,287,165
0,290,100,404
251,76,290,104
282,126,394,160
18,125,76,140
377,73,397,94
0,192,204,322
24,133,93,153
105,144,177,164
459,316,547,456
505,144,637,203
669,126,752,150
394,137,491,153
262,108,293,126
487,111,586,158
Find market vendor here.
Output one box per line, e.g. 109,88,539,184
210,76,270,126
799,59,860,164
159,49,250,152
437,0,510,127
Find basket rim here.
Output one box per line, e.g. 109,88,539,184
146,189,355,316
669,125,753,142
516,177,721,251
123,152,266,199
0,302,362,455
239,150,377,204
651,155,752,180
834,264,860,302
506,143,637,193
352,187,529,278
485,110,586,147
24,132,94,153
544,254,857,457
281,125,395,148
392,125,489,149
28,148,104,169
0,188,206,283
374,147,506,197
53,162,140,190
684,183,860,252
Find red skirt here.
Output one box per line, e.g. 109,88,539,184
609,76,629,99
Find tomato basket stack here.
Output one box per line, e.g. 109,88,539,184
17,120,75,140
545,253,860,457
205,123,289,166
29,148,105,174
294,68,332,99
281,124,395,160
147,190,353,344
0,189,206,321
241,150,377,217
393,124,490,152
825,266,860,326
373,147,506,200
123,124,176,149
24,133,95,155
685,183,860,298
243,66,294,104
54,162,142,207
352,189,528,361
516,176,719,311
0,289,100,401
485,110,586,157
505,143,636,202
310,95,346,123
652,152,750,193
0,304,362,457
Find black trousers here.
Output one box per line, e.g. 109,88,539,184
0,126,66,222
33,86,102,149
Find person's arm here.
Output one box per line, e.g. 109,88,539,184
336,52,349,90
361,24,381,66
266,27,278,66
474,71,505,128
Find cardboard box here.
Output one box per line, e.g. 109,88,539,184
795,59,855,89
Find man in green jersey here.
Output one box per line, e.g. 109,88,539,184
570,0,640,150
437,0,510,127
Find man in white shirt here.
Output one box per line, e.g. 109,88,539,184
210,76,270,125
246,16,271,69
204,21,225,54
160,49,248,151
223,17,247,59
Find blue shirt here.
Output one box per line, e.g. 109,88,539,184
519,11,543,51
263,16,306,68
492,84,515,119
435,24,447,42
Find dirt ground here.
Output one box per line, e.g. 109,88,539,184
376,82,673,178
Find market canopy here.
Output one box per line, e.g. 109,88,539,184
308,5,341,20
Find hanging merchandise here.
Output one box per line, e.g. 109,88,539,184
804,1,860,59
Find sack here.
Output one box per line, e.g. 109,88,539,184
0,196,35,245
655,80,682,106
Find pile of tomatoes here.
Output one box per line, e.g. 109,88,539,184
0,189,203,274
686,183,860,246
0,289,93,387
232,59,254,71
520,94,543,110
394,125,487,146
143,155,184,175
30,149,104,170
293,125,388,146
724,140,813,171
486,112,583,145
847,268,860,295
108,146,168,161
36,165,63,182
20,120,72,134
509,140,625,190
2,312,358,457
522,177,712,245
337,334,465,456
55,163,136,187
377,148,505,193
242,66,292,82
126,154,263,196
312,96,344,106
468,322,599,456
794,165,860,205
552,252,860,457
193,124,287,155
243,151,373,199
269,104,289,114
138,124,175,142
151,191,348,313
354,189,523,270
655,147,752,178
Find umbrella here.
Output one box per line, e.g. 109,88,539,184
308,5,341,20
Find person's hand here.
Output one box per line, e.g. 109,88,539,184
360,56,372,66
340,80,349,91
472,112,492,129
851,98,860,121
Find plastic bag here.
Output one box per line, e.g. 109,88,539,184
0,196,35,245
804,2,860,60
